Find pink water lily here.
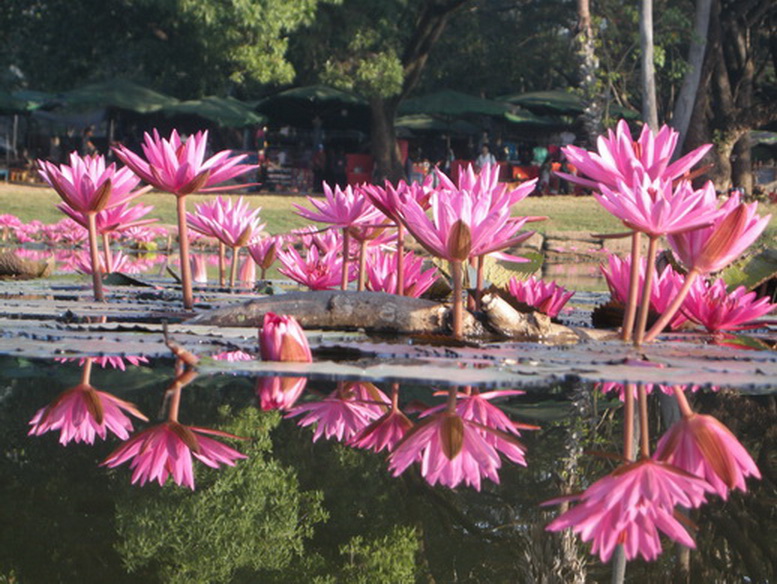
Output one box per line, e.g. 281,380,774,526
259,312,312,363
681,278,776,333
545,458,713,562
256,376,308,411
294,182,382,227
365,249,438,297
60,201,156,236
277,244,355,290
102,421,247,489
507,276,575,318
247,235,280,278
559,120,711,191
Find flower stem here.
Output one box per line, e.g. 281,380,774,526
229,246,240,288
396,222,405,296
475,255,485,311
623,383,635,461
168,383,182,422
638,383,650,458
86,212,105,301
451,259,464,338
101,232,113,273
621,231,642,341
672,385,694,418
341,228,351,290
446,386,458,413
218,241,226,287
176,196,194,309
633,235,659,347
390,382,400,412
643,268,700,343
81,357,93,385
358,239,367,291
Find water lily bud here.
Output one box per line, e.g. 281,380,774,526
259,312,312,362
446,219,472,261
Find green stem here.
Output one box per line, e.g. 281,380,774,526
86,212,105,302
176,196,194,309
633,235,659,347
643,268,700,343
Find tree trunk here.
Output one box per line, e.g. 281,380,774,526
640,0,659,129
670,0,713,152
575,0,603,143
370,97,405,183
732,133,753,194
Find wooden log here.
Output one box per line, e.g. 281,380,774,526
481,293,578,342
188,290,486,336
0,252,54,279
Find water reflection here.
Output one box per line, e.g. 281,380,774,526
2,355,773,582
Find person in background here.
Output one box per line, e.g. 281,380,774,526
475,144,496,170
80,126,97,156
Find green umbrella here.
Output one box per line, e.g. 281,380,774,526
62,79,178,113
498,90,584,116
163,96,267,128
399,90,511,117
395,114,478,135
256,84,368,129
503,110,567,128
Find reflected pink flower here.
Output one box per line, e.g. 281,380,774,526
259,312,312,362
55,356,150,371
365,249,438,297
29,383,148,445
75,249,132,274
212,350,253,362
113,130,255,196
348,399,413,453
257,376,308,411
595,173,721,237
655,413,760,500
601,253,688,330
388,411,506,490
102,421,246,489
277,245,354,290
682,278,776,332
545,458,713,562
507,276,575,318
120,224,169,244
191,253,208,283
286,382,388,443
41,218,88,246
668,194,771,274
38,153,147,213
560,120,711,190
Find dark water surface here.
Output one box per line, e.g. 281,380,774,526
1,356,774,584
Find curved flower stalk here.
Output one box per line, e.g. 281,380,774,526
38,153,149,301
187,196,264,287
644,195,772,343
365,248,439,298
559,119,711,191
277,244,355,291
28,358,148,445
681,278,776,333
544,457,713,563
600,254,688,330
507,276,575,318
655,386,760,500
113,130,256,308
294,182,383,290
286,382,389,443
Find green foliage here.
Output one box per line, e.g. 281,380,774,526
338,526,419,584
114,407,327,584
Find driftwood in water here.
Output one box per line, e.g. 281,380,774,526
481,293,578,341
189,290,486,336
0,252,54,280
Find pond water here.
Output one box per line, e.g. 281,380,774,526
1,351,774,583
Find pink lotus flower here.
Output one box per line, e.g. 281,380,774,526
559,120,711,190
681,278,776,332
29,381,148,445
545,458,713,562
595,173,721,238
360,179,430,223
277,244,355,290
294,182,382,228
348,406,413,453
41,218,88,246
38,153,147,213
259,312,312,362
112,130,255,196
601,253,688,330
507,276,575,318
365,249,439,297
247,235,280,276
654,413,760,500
668,193,771,274
59,200,156,237
102,421,247,489
440,163,538,210
257,376,308,411
286,382,389,443
187,195,264,249
212,350,253,362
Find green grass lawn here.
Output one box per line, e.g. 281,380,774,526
1,183,775,241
